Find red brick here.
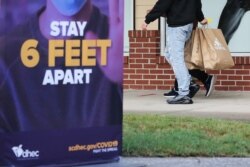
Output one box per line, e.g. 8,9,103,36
236,70,249,75
128,31,133,37
123,57,129,64
123,85,129,89
144,64,157,68
164,80,175,85
236,81,250,86
150,31,160,37
150,69,163,74
136,59,149,64
157,75,170,80
123,74,129,79
130,85,143,89
129,48,135,53
150,38,160,42
243,76,250,80
150,49,161,53
136,38,149,42
150,80,164,85
143,54,158,58
216,86,229,91
142,31,147,37
229,87,243,91
158,64,171,68
243,57,248,64
157,86,170,90
244,87,250,91
221,81,235,86
217,75,228,80
230,65,243,69
123,80,135,84
129,38,135,42
129,59,136,63
243,65,250,69
215,81,220,85
136,80,149,85
149,59,157,64
171,75,175,79
130,75,142,79
124,64,129,68
137,69,150,74
136,31,142,37
143,75,156,79
144,85,157,89
235,57,241,64
146,30,159,37
164,70,174,74
124,69,135,74
130,64,143,68
158,57,168,65
206,70,220,74
221,70,235,74
130,43,143,47
130,54,143,58
215,80,221,86
143,43,160,47
136,48,149,53
246,58,250,64
228,76,242,80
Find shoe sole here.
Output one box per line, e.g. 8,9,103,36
167,99,193,104
206,75,217,97
164,95,176,97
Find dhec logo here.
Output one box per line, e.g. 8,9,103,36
12,145,39,159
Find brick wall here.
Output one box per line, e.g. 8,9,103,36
123,30,250,91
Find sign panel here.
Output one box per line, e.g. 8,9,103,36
0,0,123,166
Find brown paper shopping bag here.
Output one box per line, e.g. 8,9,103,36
189,28,204,69
199,28,235,70
184,29,203,69
184,30,201,69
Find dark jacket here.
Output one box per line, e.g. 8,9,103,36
145,0,205,27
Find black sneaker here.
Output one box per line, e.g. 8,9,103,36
188,83,200,98
205,75,217,97
163,88,178,97
167,95,193,104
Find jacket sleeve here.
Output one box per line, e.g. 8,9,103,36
196,0,205,22
145,0,174,24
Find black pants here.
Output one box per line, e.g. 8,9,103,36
174,69,209,90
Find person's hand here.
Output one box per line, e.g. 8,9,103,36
85,0,123,84
200,18,208,25
141,22,148,30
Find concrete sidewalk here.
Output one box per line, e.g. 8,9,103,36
124,90,250,121
83,157,250,167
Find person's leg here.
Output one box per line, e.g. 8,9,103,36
189,69,217,97
165,23,193,104
164,77,200,98
189,69,208,85
163,79,178,97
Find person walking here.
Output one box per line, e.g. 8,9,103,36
161,20,217,98
142,0,208,104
